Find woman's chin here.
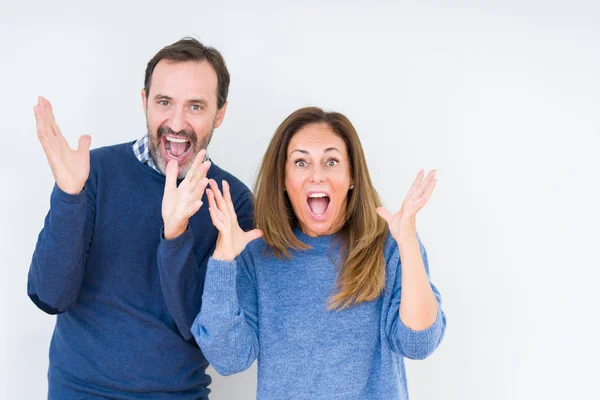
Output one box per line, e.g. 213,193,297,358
298,218,339,237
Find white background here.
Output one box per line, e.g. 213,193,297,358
1,1,599,399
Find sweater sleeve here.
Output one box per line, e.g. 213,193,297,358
27,183,96,314
191,248,259,376
156,226,207,342
157,190,254,342
385,237,446,360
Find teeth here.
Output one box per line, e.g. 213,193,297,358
309,193,328,198
166,136,189,143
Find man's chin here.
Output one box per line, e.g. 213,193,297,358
173,154,198,179
151,149,193,174
154,157,192,179
177,165,193,179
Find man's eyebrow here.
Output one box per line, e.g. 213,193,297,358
188,98,208,105
152,95,210,106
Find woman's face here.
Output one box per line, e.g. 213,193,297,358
284,123,352,237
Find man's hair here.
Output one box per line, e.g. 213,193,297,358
144,37,230,109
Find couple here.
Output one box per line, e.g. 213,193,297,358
29,37,446,399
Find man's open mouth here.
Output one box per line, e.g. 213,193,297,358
163,135,192,160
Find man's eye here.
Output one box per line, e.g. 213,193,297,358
191,104,201,111
159,100,169,106
295,160,307,167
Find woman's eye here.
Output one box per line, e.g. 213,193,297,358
295,160,307,167
326,160,338,167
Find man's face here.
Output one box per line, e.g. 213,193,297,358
142,60,227,178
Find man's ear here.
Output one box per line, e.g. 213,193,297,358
141,89,148,113
214,101,228,128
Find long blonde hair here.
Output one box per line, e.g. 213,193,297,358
254,107,389,310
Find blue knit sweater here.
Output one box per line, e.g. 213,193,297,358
27,142,254,399
192,227,446,399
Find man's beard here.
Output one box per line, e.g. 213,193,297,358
147,122,214,179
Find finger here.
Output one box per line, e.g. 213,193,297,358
37,97,55,138
77,135,92,154
420,176,437,203
165,160,179,190
39,97,68,150
425,174,437,195
198,158,211,180
424,169,437,184
244,229,264,244
196,148,207,164
196,177,210,194
413,198,430,214
43,97,64,138
406,169,425,198
190,159,211,190
34,103,58,156
184,149,207,185
206,187,217,209
40,97,59,137
207,191,227,231
34,105,48,140
208,179,228,214
376,207,393,224
189,149,206,175
206,189,228,228
413,178,437,212
415,170,437,198
190,177,210,200
222,180,236,216
186,199,204,217
206,188,226,218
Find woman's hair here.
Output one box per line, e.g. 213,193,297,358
254,106,389,310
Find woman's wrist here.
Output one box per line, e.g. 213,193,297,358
212,248,236,262
394,219,418,246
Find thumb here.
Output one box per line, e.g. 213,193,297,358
245,229,264,243
376,207,393,224
165,160,179,189
77,135,92,153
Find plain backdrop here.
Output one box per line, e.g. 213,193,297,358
1,1,599,399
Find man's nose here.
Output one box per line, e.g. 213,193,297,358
168,107,186,133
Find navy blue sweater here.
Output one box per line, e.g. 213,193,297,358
27,142,253,399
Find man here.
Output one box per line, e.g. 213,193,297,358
28,38,254,399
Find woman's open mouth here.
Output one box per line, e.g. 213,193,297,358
306,191,331,220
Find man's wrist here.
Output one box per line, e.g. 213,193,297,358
164,221,188,240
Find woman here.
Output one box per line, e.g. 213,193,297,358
193,107,446,399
